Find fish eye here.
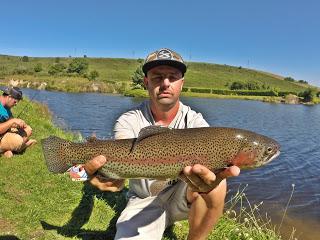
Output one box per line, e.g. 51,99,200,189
266,147,273,154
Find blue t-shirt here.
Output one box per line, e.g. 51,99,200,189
0,104,12,123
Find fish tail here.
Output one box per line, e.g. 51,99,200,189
41,136,72,173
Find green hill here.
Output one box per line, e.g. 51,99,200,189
0,54,314,94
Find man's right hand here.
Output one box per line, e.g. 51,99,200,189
10,118,26,128
84,155,125,192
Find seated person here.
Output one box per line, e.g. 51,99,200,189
0,87,36,158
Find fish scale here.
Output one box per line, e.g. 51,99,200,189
42,126,280,180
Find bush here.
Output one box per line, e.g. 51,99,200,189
88,70,99,81
48,63,66,75
298,88,317,102
34,63,43,72
229,81,265,90
67,58,89,75
230,81,245,90
182,87,189,92
190,88,211,93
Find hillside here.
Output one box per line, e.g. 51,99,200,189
0,54,313,94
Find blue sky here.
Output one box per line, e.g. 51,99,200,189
1,0,319,86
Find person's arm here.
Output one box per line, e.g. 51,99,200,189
0,118,26,134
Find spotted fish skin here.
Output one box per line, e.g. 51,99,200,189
41,126,280,180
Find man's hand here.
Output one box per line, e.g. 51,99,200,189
10,118,26,128
84,155,125,192
181,164,240,209
181,164,240,193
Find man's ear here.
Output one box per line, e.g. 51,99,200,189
180,78,184,90
143,76,148,88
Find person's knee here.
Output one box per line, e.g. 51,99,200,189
0,133,25,152
24,125,33,137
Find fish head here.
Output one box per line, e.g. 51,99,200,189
230,131,280,169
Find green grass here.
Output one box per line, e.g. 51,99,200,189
0,54,315,95
0,98,296,239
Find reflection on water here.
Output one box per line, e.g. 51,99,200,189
23,89,320,239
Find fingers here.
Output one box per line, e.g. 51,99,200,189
182,164,217,193
89,177,124,192
182,164,241,193
216,165,240,179
84,155,106,176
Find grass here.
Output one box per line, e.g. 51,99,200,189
0,54,315,95
0,98,296,239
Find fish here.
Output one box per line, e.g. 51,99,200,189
41,126,280,180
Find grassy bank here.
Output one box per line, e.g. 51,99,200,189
0,99,293,239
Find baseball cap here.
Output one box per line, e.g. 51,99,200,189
142,48,187,76
2,86,23,100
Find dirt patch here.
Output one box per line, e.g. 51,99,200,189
0,218,16,233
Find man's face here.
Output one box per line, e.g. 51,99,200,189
144,65,184,107
6,95,19,108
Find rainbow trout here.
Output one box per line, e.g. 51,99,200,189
42,126,280,179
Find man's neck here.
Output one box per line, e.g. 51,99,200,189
150,101,180,127
0,96,6,107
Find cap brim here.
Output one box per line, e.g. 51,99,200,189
143,60,187,76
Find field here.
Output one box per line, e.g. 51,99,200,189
0,54,313,95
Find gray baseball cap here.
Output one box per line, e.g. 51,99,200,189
142,48,187,76
2,86,23,100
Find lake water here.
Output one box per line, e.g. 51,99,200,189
22,88,320,239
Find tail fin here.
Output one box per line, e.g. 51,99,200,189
41,136,72,173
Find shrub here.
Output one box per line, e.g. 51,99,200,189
34,63,43,72
298,88,317,102
230,81,245,90
48,63,66,75
190,88,211,93
88,70,99,81
67,58,89,75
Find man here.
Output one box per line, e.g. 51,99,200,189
84,48,240,240
0,87,36,158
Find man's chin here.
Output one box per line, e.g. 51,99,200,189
157,97,174,105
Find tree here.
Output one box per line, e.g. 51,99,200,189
67,58,89,75
284,77,295,82
22,56,29,62
131,64,145,89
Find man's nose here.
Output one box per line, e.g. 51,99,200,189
161,77,171,88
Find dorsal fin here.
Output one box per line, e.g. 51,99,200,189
130,126,171,153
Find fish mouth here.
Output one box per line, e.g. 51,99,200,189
264,150,280,165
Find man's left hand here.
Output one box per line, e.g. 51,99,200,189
181,164,240,193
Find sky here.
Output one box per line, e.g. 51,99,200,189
1,0,319,86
